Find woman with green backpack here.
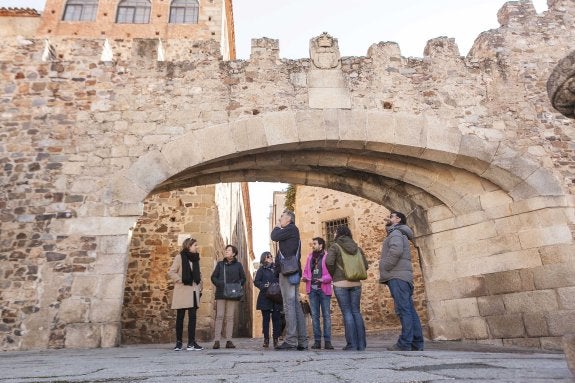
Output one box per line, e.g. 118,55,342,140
326,226,369,351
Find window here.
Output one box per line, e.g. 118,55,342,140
62,0,98,21
169,0,199,24
324,218,349,247
116,0,151,24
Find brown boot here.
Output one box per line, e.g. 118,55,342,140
213,341,220,349
225,340,236,349
263,339,269,348
273,338,279,349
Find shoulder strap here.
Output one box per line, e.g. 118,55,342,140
334,243,345,271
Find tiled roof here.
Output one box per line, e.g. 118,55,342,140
0,7,41,17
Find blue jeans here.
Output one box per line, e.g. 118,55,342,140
279,274,308,347
387,279,424,351
334,286,366,350
308,289,332,342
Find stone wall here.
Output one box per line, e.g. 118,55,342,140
295,185,427,335
1,0,574,350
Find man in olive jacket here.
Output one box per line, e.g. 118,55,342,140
379,211,424,351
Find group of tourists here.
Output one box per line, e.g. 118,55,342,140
167,209,424,353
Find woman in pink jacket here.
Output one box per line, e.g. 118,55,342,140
301,237,334,350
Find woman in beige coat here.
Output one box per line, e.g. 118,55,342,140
168,237,203,351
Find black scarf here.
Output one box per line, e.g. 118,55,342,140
311,250,323,268
181,250,201,286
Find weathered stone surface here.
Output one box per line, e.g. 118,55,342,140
558,287,575,309
563,334,575,376
308,87,351,109
533,263,575,289
547,311,575,336
65,324,101,349
547,49,575,118
523,312,550,337
486,314,525,338
459,317,489,340
477,296,506,317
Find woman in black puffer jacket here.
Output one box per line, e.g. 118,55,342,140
210,245,246,349
254,251,282,349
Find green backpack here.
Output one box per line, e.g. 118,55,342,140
335,243,367,281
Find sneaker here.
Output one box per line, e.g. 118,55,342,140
324,341,334,350
225,341,236,349
213,341,220,349
187,342,203,351
275,342,297,351
311,341,321,349
174,341,183,351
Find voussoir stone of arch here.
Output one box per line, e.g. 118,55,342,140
547,49,575,118
374,157,408,180
109,174,148,205
263,111,298,146
366,110,396,153
338,110,368,142
391,113,427,158
454,135,498,175
161,130,204,175
194,123,236,162
124,150,173,194
230,117,267,153
295,110,328,142
421,114,461,165
510,168,565,199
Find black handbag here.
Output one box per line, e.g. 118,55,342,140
222,263,244,300
278,241,301,276
223,283,244,300
265,282,282,303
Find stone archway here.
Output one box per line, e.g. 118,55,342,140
104,110,572,347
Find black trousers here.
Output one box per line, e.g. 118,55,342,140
175,307,197,344
261,309,282,340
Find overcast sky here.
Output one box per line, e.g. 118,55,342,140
1,0,548,254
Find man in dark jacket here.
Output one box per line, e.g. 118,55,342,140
379,211,424,351
270,210,308,350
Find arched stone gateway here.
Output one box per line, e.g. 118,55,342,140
2,0,575,351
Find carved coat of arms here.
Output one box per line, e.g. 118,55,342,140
310,32,340,69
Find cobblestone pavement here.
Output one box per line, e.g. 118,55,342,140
1,334,572,383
